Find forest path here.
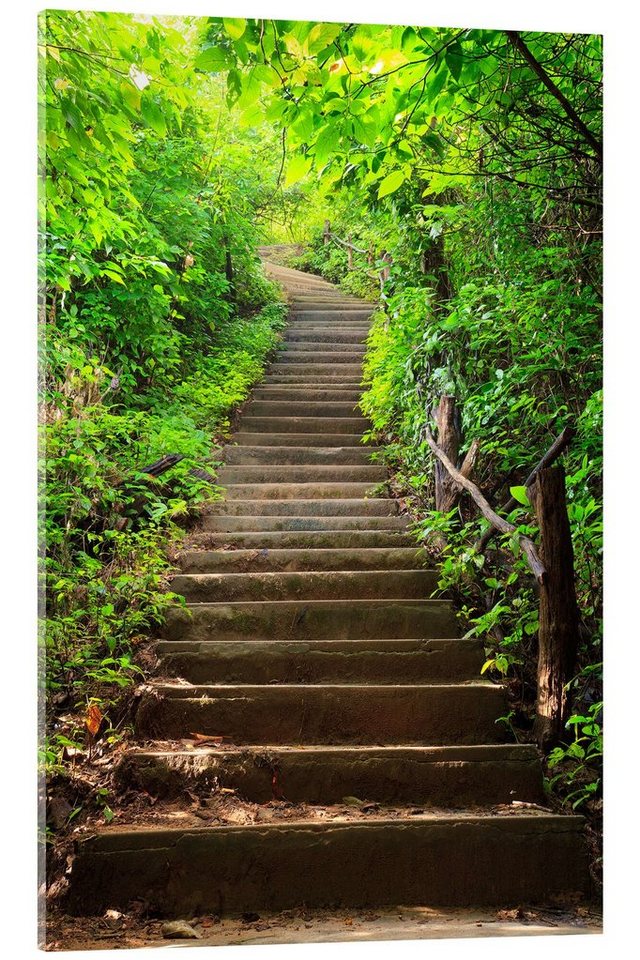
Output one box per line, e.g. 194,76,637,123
62,257,591,930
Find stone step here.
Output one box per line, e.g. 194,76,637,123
291,301,373,309
261,378,364,388
280,341,367,353
216,465,385,484
65,814,588,917
135,682,507,745
284,330,368,343
290,308,373,319
199,515,407,532
155,638,483,685
243,401,364,419
187,531,416,549
251,389,362,401
220,483,382,501
284,329,370,340
177,547,419,573
267,364,363,377
117,743,544,805
274,353,365,365
233,432,366,446
169,569,437,603
162,599,458,642
222,445,378,465
201,498,398,516
240,417,367,434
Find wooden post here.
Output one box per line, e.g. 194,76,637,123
367,246,374,266
527,466,580,750
434,396,462,513
323,219,331,245
347,234,354,270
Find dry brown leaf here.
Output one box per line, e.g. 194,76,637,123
85,703,103,737
190,733,224,745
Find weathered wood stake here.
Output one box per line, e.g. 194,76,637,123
527,466,580,750
323,219,331,245
434,396,462,512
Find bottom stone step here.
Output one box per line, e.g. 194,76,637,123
64,814,589,916
116,743,545,805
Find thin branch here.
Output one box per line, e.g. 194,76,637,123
425,427,546,583
505,31,602,162
475,425,576,552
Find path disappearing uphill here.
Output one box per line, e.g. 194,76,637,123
64,258,590,920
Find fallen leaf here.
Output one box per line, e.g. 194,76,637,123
85,703,103,737
190,733,224,745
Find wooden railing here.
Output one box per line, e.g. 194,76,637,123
427,394,579,751
322,219,392,293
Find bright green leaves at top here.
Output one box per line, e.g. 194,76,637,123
140,97,166,136
377,170,407,199
285,153,313,186
222,18,247,41
195,45,235,73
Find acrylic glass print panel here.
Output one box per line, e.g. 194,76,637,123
39,6,602,950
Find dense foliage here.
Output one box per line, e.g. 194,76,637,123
39,11,288,778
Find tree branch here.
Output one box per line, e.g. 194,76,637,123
425,428,546,583
505,31,602,162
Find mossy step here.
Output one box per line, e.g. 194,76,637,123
216,465,385,484
155,638,484,686
177,546,419,573
117,743,544,805
162,598,458,642
135,682,508,745
186,531,415,549
169,568,437,603
65,814,588,917
201,497,397,516
199,515,408,531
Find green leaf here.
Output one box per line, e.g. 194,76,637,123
140,98,166,136
195,46,234,73
445,42,464,81
285,153,313,186
377,170,406,199
222,18,247,41
509,486,530,507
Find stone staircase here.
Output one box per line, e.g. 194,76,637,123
65,261,589,919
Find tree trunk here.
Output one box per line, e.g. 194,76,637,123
323,219,331,245
527,466,580,750
434,395,462,513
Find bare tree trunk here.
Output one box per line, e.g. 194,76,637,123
527,466,580,750
434,396,462,513
323,219,331,245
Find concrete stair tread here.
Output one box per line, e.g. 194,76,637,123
176,547,423,572
200,499,398,517
199,517,409,531
219,484,385,500
186,532,416,549
118,741,545,806
145,681,499,692
169,569,437,602
221,447,383,464
216,466,385,483
233,433,368,445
